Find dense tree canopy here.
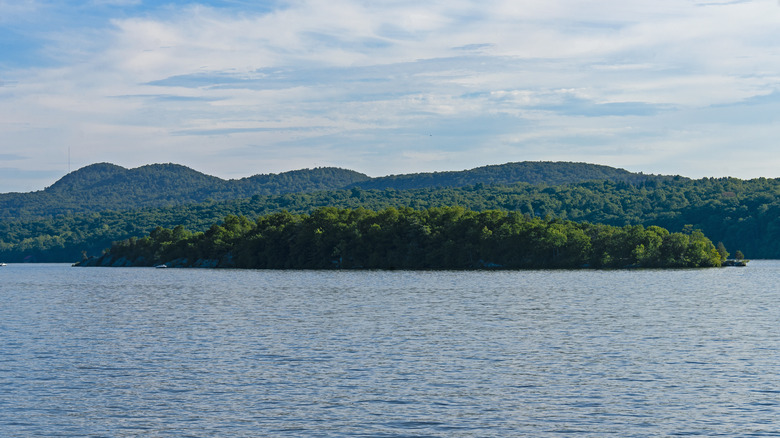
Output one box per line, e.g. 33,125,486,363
343,161,666,190
79,207,722,270
0,161,668,220
2,174,776,263
0,163,370,219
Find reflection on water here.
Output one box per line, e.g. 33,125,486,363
1,262,779,436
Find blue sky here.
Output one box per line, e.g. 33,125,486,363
2,0,780,192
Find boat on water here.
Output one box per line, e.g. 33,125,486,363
0,263,6,267
155,264,167,269
723,259,749,267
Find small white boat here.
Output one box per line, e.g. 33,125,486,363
0,263,7,267
155,264,167,269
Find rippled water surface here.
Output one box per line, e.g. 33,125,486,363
2,262,780,437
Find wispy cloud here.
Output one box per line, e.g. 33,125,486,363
1,0,780,191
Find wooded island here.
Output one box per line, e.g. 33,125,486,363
76,206,724,269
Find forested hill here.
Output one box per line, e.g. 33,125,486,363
0,163,370,218
346,161,669,190
0,161,666,219
3,175,778,263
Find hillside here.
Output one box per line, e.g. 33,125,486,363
2,174,778,263
0,161,665,219
346,161,668,190
0,163,370,219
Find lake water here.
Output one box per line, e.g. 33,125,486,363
2,262,779,437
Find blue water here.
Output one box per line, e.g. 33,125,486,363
2,262,779,437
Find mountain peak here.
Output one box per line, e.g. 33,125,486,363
0,162,371,218
48,163,128,192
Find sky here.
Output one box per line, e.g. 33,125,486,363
1,0,780,192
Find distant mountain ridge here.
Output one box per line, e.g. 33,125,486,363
0,163,370,219
346,161,666,190
0,161,670,219
47,163,224,194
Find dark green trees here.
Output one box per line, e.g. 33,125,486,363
716,242,729,261
7,174,774,263
86,207,723,269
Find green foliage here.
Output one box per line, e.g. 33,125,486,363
0,163,370,219
82,207,721,269
343,161,669,191
0,161,668,220
3,163,779,263
716,242,729,261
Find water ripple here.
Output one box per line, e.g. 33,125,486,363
1,263,780,436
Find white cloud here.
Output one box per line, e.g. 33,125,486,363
2,0,780,191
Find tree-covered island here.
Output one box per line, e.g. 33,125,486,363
76,206,723,269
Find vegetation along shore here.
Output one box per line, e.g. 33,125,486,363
75,207,724,269
2,161,765,265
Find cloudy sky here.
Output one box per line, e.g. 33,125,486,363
1,0,780,192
